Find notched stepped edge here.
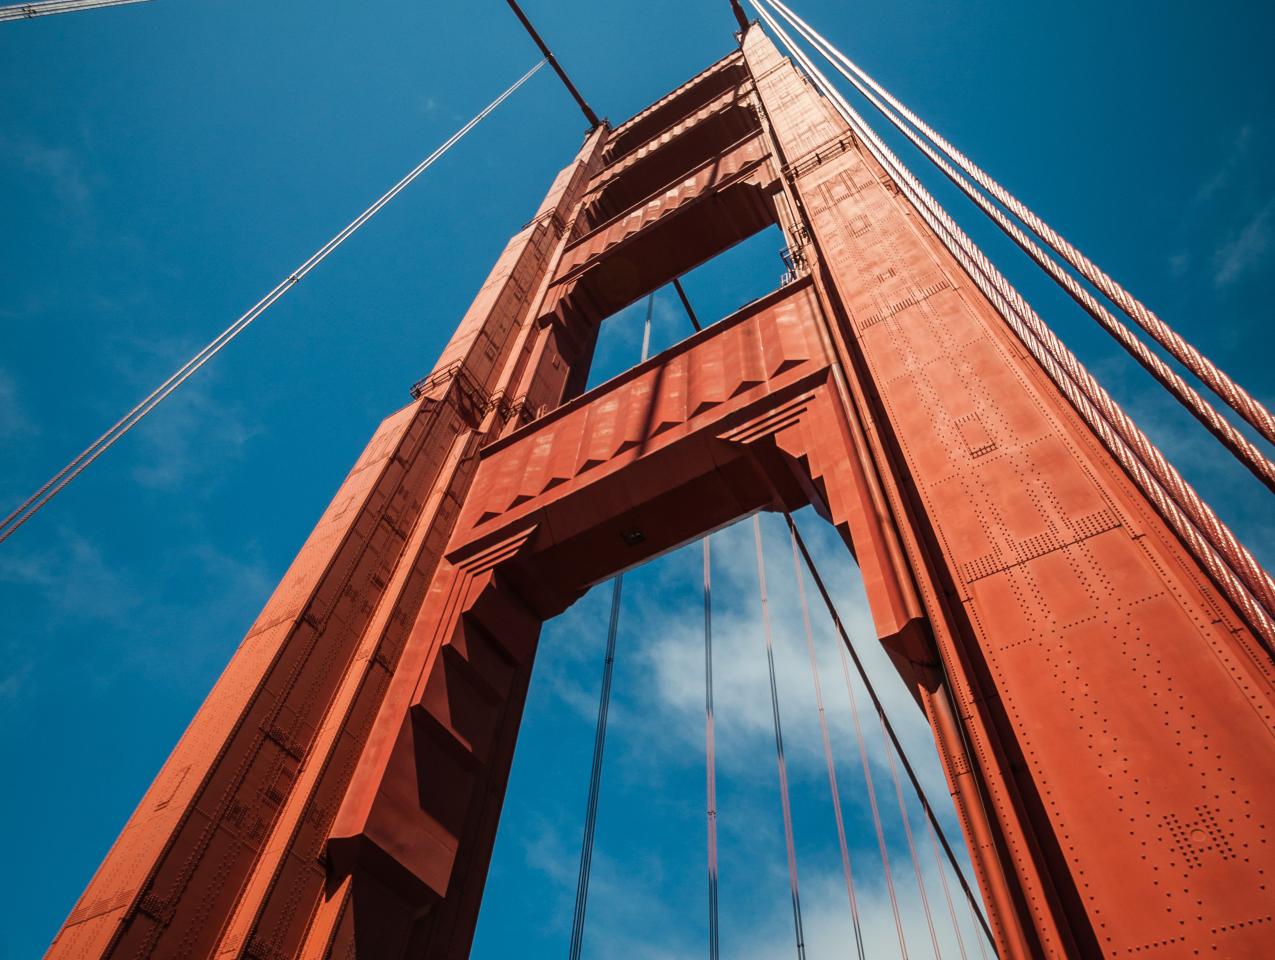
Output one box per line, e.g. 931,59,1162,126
605,48,746,155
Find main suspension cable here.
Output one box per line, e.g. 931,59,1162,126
764,0,1275,448
751,1,1275,646
0,60,546,547
753,516,807,960
0,0,150,22
703,536,721,960
762,0,1275,493
567,573,623,960
787,525,865,960
783,513,997,950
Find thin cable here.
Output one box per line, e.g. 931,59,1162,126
783,513,997,950
0,60,546,546
751,1,1275,646
753,515,807,960
567,573,623,960
927,813,972,960
704,536,721,960
0,0,150,22
836,620,911,960
968,893,992,960
881,717,944,959
787,525,865,960
762,0,1275,493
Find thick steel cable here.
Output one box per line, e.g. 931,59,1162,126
784,513,998,951
764,0,1275,448
674,277,703,332
0,0,150,22
881,717,945,959
787,525,866,960
703,537,721,960
752,3,1275,646
763,0,1273,493
752,516,807,960
0,60,547,547
567,573,623,960
927,814,972,960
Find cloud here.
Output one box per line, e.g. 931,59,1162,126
0,523,274,700
101,335,264,492
1194,125,1252,207
0,525,142,625
0,368,37,441
619,514,952,803
0,135,92,216
1212,197,1273,287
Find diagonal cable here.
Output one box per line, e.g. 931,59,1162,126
0,60,546,546
784,512,998,951
0,0,151,22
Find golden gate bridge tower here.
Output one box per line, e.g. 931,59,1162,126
23,2,1275,958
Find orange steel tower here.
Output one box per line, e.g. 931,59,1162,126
49,25,1275,960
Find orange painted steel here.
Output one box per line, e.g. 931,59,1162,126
48,27,1275,960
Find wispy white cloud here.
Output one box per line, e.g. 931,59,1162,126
102,335,265,492
0,523,274,705
1194,125,1252,206
1212,197,1274,287
0,525,141,625
0,135,92,217
520,511,977,947
0,368,37,441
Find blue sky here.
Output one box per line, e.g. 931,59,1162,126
1,0,1272,956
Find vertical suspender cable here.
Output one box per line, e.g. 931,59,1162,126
704,536,721,960
568,290,658,958
567,574,623,960
763,0,1275,448
968,890,992,960
760,0,1275,494
787,526,866,960
642,292,655,362
567,289,657,958
0,60,547,546
750,0,1275,647
881,719,945,959
836,616,911,960
927,815,972,960
783,513,998,951
753,516,807,960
